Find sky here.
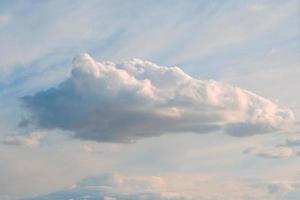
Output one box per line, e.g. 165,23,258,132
0,0,299,199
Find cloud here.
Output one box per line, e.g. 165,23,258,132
285,137,300,147
83,144,93,153
21,54,294,142
267,181,294,195
0,14,11,28
244,146,294,159
1,132,46,147
82,144,103,154
22,173,300,200
276,136,300,148
246,178,297,198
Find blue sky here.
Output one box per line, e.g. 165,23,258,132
0,0,299,199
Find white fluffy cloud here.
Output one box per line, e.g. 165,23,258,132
244,146,294,158
1,132,46,147
21,54,294,142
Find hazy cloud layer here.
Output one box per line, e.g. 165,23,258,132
244,146,294,159
22,54,294,142
23,173,300,200
1,132,46,147
285,137,300,147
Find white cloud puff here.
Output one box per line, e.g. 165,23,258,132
21,54,295,142
244,146,294,158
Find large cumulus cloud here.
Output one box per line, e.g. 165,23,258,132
21,54,294,142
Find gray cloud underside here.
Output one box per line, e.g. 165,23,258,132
21,54,294,142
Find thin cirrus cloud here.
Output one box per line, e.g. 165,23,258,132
244,146,294,159
21,54,294,143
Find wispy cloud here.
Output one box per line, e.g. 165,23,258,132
244,146,294,159
1,132,46,147
285,137,300,147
